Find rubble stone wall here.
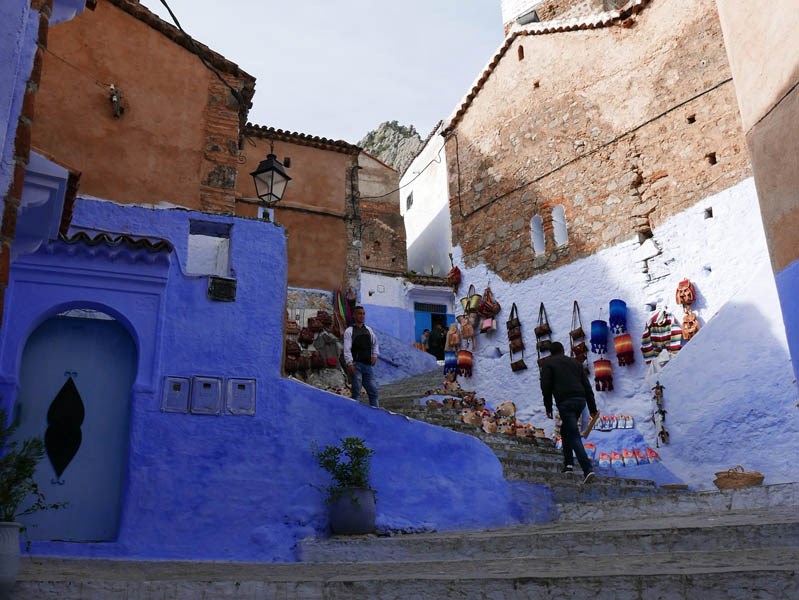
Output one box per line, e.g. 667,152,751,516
448,0,750,283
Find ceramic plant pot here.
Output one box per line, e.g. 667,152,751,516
329,487,376,535
0,522,21,598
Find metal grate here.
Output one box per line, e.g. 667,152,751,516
414,302,447,313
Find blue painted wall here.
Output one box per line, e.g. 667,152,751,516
0,1,38,201
1,198,551,562
363,303,415,344
775,258,799,384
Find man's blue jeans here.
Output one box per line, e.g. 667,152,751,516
557,397,593,476
352,362,379,407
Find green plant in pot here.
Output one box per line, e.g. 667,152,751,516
0,409,65,594
312,437,376,535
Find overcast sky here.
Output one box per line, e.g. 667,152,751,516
139,1,503,144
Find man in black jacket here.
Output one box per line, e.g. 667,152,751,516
540,341,599,483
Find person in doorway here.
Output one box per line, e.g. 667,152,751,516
343,306,380,407
421,328,430,352
540,341,598,483
428,323,446,361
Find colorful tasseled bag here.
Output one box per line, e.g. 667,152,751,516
608,299,628,334
457,349,473,377
444,351,458,375
613,333,635,366
590,320,609,354
593,358,614,391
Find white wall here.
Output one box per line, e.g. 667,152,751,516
399,124,452,278
452,178,799,487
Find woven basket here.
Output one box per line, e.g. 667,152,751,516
713,465,764,490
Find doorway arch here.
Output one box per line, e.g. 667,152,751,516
14,308,137,541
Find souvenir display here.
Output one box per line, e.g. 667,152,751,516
652,380,669,446
445,253,461,291
457,349,473,377
478,285,501,318
682,310,701,341
445,323,461,352
460,284,482,315
590,319,609,354
640,309,682,363
535,303,552,366
675,278,697,307
509,347,527,372
609,299,635,366
569,301,588,364
444,351,458,375
506,303,524,360
593,358,614,391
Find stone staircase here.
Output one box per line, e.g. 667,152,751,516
13,370,799,598
380,370,666,504
16,484,799,598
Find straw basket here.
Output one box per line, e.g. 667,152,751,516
713,465,764,490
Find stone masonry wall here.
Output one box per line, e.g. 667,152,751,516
359,199,408,276
447,0,750,283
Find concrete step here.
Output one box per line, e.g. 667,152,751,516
16,545,799,599
557,481,799,521
298,506,799,563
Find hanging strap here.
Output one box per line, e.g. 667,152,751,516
538,302,549,327
509,303,518,321
571,301,583,332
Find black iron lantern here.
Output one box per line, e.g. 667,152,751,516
250,152,291,205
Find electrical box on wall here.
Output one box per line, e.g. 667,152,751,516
226,378,256,416
190,376,222,415
162,377,190,412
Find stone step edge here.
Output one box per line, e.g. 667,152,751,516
556,482,799,520
18,548,799,583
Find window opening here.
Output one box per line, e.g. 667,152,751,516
187,220,231,276
530,214,545,255
552,204,568,246
406,192,414,210
518,45,525,61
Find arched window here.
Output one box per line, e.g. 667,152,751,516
530,215,545,255
552,204,568,246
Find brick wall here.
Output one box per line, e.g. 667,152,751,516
446,0,749,283
359,199,408,276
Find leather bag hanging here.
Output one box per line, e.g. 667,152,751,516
284,356,299,374
285,318,300,336
506,303,523,341
535,303,551,338
682,309,701,341
308,316,323,333
285,339,301,357
509,346,527,372
480,317,497,334
675,279,697,306
569,301,585,342
298,327,315,347
310,351,325,371
316,310,333,329
478,286,501,317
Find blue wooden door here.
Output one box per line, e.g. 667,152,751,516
14,315,136,541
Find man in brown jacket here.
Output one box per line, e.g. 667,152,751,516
540,341,599,483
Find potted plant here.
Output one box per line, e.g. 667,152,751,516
0,409,65,594
312,436,376,535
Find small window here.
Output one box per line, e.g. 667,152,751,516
518,45,525,61
187,220,231,276
406,192,414,210
552,204,568,246
257,206,274,222
530,214,545,255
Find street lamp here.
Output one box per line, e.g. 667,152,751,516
250,143,291,206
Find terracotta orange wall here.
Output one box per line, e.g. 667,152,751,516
32,1,220,209
237,137,355,290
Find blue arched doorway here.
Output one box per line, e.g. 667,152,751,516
14,309,137,541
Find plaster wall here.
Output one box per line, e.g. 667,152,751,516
715,1,799,134
451,177,798,487
447,0,749,282
400,125,452,277
3,198,542,562
31,1,245,211
0,1,38,205
236,137,355,291
714,0,799,383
